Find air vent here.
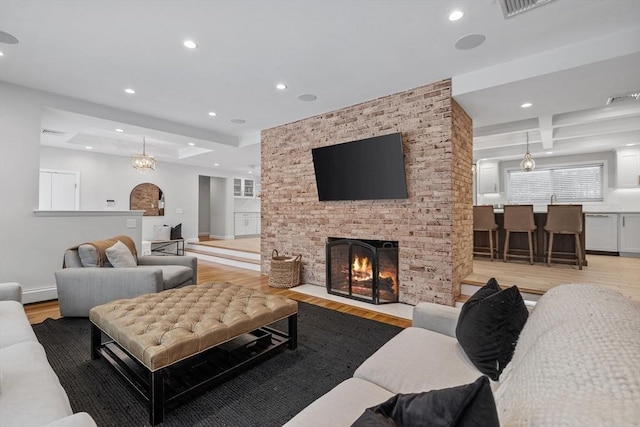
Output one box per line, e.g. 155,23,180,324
606,92,640,105
41,128,67,136
499,0,556,18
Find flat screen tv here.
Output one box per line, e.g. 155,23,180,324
312,132,408,201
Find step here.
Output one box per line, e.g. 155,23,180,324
185,247,261,272
187,242,261,261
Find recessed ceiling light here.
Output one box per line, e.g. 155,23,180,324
183,40,198,49
454,34,485,50
546,151,553,154
248,171,253,174
85,146,92,150
124,88,136,94
208,111,217,117
627,143,636,146
0,51,4,57
214,163,220,166
449,10,464,21
115,128,124,133
188,142,195,146
298,94,317,102
276,83,287,90
231,118,246,124
521,102,533,108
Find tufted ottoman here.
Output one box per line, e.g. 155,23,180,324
89,281,298,425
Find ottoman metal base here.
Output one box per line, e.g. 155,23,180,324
91,314,297,425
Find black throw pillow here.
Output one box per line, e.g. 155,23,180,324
455,277,528,381
351,376,499,427
170,223,182,240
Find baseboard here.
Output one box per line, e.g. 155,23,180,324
198,232,210,237
23,286,58,304
619,252,640,258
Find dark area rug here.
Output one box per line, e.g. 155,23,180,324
33,302,402,427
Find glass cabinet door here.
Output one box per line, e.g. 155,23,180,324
233,178,242,197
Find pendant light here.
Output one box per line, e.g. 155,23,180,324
520,132,535,172
131,137,157,173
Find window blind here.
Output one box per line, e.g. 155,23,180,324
508,163,603,204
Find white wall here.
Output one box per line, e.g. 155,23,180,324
0,82,254,302
39,145,235,240
476,151,640,212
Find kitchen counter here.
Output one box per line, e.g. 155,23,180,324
492,207,639,214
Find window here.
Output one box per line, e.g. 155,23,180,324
507,163,603,204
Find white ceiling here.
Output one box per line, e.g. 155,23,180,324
1,0,639,172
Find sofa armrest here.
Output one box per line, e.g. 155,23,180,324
0,282,22,302
55,268,164,317
412,302,461,338
137,255,198,284
42,413,98,427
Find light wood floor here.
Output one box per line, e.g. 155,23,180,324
24,259,412,328
468,254,640,302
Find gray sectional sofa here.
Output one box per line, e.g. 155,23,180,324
0,282,97,427
55,248,197,317
285,283,640,426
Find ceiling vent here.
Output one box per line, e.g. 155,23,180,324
606,92,640,105
499,0,556,18
41,128,67,136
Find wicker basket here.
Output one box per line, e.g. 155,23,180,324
268,250,302,288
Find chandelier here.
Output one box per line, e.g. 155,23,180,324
520,132,535,172
131,137,156,173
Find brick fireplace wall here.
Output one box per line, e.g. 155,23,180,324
261,79,473,306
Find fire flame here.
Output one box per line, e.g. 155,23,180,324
352,256,373,280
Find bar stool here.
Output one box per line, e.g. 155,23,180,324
473,205,499,261
544,204,583,270
503,205,537,265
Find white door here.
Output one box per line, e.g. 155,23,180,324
39,170,79,210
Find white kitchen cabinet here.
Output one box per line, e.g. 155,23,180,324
478,161,500,194
616,148,640,188
585,213,618,252
234,212,259,236
233,178,243,197
619,213,640,255
233,178,255,197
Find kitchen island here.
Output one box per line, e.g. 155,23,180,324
474,210,587,266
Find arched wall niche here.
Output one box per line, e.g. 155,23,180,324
130,183,164,216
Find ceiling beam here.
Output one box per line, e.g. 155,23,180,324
539,115,554,149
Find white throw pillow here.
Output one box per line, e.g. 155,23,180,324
105,240,137,268
153,225,171,241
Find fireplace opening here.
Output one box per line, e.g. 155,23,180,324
326,238,399,305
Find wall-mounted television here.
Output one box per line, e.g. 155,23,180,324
312,132,408,201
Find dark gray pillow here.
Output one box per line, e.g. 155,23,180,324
170,223,182,240
455,278,528,380
351,376,499,427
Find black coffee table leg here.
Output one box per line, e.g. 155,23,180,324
288,314,298,350
150,369,164,425
91,324,101,360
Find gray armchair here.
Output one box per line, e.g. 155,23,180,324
55,249,198,317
